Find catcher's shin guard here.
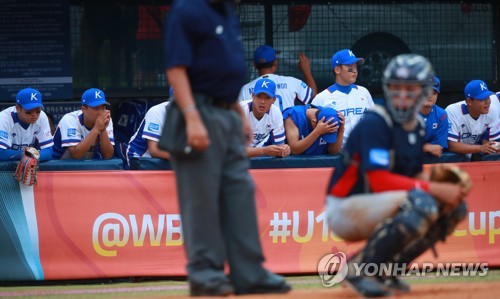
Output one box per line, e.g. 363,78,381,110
393,201,468,264
358,189,439,265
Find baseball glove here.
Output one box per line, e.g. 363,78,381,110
429,164,472,194
14,147,40,186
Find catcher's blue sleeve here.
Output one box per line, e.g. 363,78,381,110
0,148,22,161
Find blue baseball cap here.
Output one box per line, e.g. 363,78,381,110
253,78,276,98
464,80,493,100
16,88,44,110
432,76,441,93
318,107,340,143
254,45,276,65
331,49,365,68
82,88,110,107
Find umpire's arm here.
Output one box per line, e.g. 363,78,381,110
166,67,210,152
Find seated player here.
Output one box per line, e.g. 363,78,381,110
283,105,344,155
52,88,114,159
0,87,53,161
240,78,290,158
125,87,174,168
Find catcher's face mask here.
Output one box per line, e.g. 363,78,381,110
382,54,434,124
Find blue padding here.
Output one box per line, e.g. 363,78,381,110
0,152,487,172
0,161,18,171
131,158,172,170
38,159,124,171
250,155,343,169
423,152,467,164
482,154,500,161
132,155,343,170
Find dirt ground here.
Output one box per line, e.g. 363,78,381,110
290,281,499,299
149,280,498,299
1,277,497,298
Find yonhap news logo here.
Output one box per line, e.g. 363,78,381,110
317,251,489,287
317,252,348,287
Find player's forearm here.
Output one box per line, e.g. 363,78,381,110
246,147,263,157
70,130,100,159
99,131,114,159
151,149,170,160
147,140,170,160
327,131,344,155
289,131,321,154
447,140,481,154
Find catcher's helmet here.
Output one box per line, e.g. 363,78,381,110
382,54,434,124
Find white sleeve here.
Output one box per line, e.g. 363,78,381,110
445,106,460,142
142,106,164,142
35,112,54,149
489,105,500,141
363,88,375,107
58,114,82,147
311,92,326,106
0,111,13,149
106,118,115,145
291,77,313,105
238,82,254,102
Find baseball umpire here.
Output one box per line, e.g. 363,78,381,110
163,0,290,296
325,54,470,297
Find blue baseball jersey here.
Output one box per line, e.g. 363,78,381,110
329,106,426,196
419,104,448,149
282,105,331,155
164,0,246,103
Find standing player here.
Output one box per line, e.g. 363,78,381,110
419,76,448,157
126,87,173,168
52,88,115,159
240,78,290,158
238,45,316,112
326,54,467,297
446,79,499,156
312,49,374,145
0,87,53,161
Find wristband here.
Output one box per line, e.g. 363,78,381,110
182,104,197,113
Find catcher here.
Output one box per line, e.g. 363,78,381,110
325,54,470,297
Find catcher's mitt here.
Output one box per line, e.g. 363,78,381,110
14,147,40,186
429,164,472,194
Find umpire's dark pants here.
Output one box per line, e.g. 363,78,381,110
169,96,266,291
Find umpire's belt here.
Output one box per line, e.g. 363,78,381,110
194,92,233,109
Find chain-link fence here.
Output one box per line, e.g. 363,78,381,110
70,0,499,98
